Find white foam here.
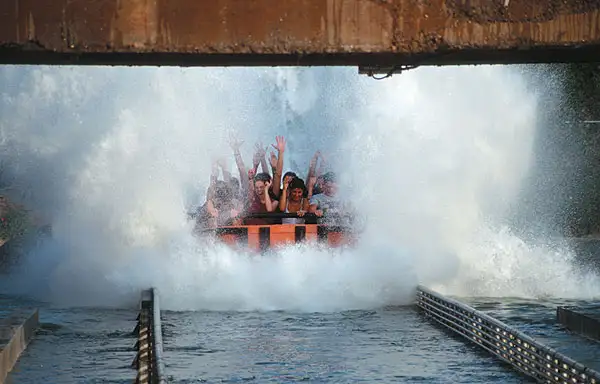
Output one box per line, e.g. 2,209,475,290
0,65,598,311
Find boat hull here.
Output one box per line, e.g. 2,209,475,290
204,224,355,252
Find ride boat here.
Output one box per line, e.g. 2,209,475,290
198,212,357,252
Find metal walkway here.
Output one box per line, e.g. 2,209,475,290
416,286,600,384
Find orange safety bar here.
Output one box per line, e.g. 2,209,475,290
207,224,355,252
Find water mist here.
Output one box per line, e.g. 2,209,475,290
0,64,598,311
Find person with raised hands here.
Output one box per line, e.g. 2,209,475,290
279,176,309,224
245,171,278,225
269,135,286,199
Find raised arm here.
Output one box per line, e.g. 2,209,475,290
254,142,269,174
307,175,316,201
228,135,246,188
263,180,277,212
270,136,286,198
251,145,261,174
206,161,220,218
246,168,256,204
210,159,219,186
278,177,289,212
217,157,232,183
315,153,326,179
306,150,320,182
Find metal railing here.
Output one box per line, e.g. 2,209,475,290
190,210,360,226
133,288,166,384
416,286,600,384
205,211,356,226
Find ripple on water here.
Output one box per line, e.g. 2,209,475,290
5,295,583,383
161,307,528,383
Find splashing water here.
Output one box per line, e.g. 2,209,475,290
0,65,598,311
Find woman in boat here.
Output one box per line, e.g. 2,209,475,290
278,177,309,224
244,171,278,225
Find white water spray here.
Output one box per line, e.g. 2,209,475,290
0,65,598,311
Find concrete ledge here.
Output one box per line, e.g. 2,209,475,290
0,308,39,383
557,306,600,343
3,0,600,67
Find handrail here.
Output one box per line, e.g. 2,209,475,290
191,210,356,222
199,224,356,236
238,212,356,225
416,286,600,383
133,288,167,384
197,211,357,234
238,212,320,219
152,289,166,384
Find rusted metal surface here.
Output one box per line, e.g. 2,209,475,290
1,0,600,66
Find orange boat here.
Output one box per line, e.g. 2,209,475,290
200,213,357,252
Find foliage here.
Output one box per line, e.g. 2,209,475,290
0,204,31,241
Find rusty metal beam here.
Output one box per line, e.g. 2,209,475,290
1,0,600,67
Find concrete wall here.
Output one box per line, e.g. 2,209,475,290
1,0,600,66
0,309,39,383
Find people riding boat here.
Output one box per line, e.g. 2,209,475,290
189,133,361,252
194,133,359,227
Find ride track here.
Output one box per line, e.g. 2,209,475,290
128,287,600,384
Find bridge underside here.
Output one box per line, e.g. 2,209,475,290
1,0,600,69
